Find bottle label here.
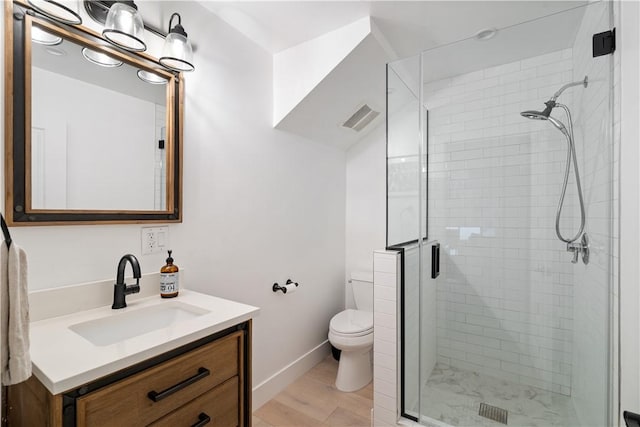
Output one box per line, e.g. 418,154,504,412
160,272,179,294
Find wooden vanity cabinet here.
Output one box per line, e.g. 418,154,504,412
6,321,251,427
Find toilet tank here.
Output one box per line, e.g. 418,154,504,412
351,271,373,311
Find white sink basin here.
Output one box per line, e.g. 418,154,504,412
69,301,210,346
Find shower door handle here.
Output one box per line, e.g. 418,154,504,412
431,243,440,279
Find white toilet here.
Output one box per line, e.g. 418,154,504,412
328,272,373,392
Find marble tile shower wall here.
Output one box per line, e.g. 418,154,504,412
569,2,614,425
426,49,577,395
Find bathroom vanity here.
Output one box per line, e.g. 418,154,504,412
6,290,258,427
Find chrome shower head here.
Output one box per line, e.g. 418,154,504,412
520,100,555,120
520,101,568,135
520,76,587,130
521,110,549,120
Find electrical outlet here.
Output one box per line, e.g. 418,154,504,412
141,226,169,255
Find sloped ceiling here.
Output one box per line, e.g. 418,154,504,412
273,18,392,148
198,1,590,149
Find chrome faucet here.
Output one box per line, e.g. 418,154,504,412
112,254,141,309
567,233,590,265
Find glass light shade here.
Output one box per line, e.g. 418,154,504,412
137,70,167,85
159,32,194,72
27,0,82,25
81,47,123,67
102,2,146,52
31,26,63,46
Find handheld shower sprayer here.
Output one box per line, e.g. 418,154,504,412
520,76,587,123
520,76,589,264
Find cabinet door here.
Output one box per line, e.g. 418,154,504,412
150,376,239,427
7,376,63,427
76,331,242,427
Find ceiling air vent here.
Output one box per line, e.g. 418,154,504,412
342,104,380,132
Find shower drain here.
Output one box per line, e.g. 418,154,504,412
479,402,508,424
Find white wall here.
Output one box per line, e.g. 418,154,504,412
170,1,347,395
2,1,346,405
345,122,386,305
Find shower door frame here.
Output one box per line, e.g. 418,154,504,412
386,63,431,422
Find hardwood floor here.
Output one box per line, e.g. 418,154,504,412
253,355,373,427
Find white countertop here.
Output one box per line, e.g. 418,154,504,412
30,289,259,394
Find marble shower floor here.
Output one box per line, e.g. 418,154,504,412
418,364,580,427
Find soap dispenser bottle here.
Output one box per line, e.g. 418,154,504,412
160,250,179,298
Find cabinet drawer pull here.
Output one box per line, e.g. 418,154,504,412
191,412,211,427
147,367,210,402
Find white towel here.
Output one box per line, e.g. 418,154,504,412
1,242,31,385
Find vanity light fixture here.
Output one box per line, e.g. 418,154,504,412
84,2,196,72
31,26,63,46
159,13,194,72
102,1,146,52
27,0,82,25
81,47,123,67
137,70,167,85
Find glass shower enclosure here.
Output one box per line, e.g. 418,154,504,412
387,2,617,426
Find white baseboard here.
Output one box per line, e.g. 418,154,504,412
252,340,331,411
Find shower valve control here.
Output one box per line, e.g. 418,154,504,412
567,233,589,265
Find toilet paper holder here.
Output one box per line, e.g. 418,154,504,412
272,279,299,294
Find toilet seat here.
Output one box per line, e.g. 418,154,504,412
329,309,373,337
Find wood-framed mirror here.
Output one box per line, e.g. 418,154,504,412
4,1,183,225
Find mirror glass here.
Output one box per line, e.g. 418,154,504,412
30,24,168,211
5,6,182,225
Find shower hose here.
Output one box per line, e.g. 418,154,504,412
554,103,586,244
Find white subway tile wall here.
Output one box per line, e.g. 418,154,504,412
569,2,614,425
426,49,578,395
373,250,400,427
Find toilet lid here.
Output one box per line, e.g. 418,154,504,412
330,309,373,336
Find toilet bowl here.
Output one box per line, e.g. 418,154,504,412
328,272,374,392
329,309,373,391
